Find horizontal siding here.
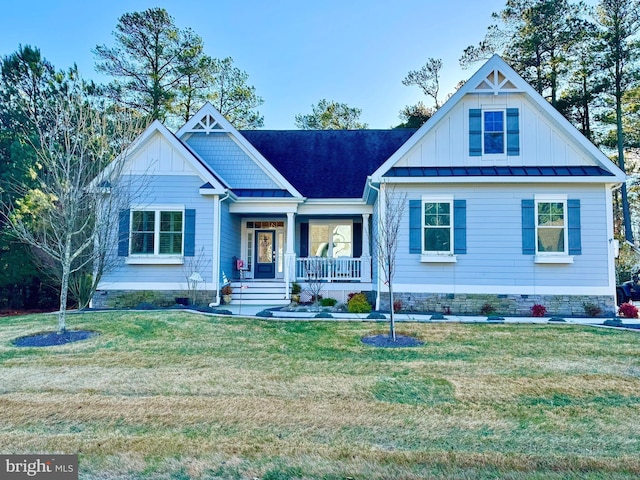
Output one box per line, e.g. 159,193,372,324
391,183,611,289
186,132,278,189
101,175,215,287
219,200,241,280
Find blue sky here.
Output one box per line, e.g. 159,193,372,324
1,0,512,129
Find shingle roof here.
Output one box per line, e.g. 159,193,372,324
384,166,615,177
240,129,417,198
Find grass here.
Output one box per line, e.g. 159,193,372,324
0,311,639,479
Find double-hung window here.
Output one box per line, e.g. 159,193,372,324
535,198,567,255
131,209,184,256
483,111,505,154
423,200,452,253
469,108,519,157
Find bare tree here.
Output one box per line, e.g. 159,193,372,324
402,58,444,110
375,184,407,341
3,84,142,333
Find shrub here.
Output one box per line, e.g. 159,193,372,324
291,282,301,295
480,303,496,316
618,302,638,318
320,297,337,307
393,299,402,312
583,302,602,317
531,304,547,317
221,284,233,295
348,292,372,313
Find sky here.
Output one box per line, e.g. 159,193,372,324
0,0,513,129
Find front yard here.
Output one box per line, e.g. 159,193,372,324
0,311,639,479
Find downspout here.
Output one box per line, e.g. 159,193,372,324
209,192,230,307
367,178,382,311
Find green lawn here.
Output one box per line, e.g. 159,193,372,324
1,311,639,479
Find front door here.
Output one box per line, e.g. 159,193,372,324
255,230,276,279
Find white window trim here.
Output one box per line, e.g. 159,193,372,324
421,195,456,262
534,194,570,259
128,205,185,263
308,219,353,258
482,107,507,159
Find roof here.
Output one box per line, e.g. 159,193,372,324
384,166,616,177
240,129,417,198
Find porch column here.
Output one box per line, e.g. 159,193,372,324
284,211,296,299
361,213,371,282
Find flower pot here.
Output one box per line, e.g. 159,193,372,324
222,294,232,304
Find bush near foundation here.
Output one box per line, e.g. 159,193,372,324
618,302,638,318
348,292,372,313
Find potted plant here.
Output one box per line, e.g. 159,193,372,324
221,284,233,304
291,282,301,303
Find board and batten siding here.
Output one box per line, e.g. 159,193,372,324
99,174,216,288
396,93,599,169
389,183,612,295
185,132,279,189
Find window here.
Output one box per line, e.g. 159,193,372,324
469,108,519,157
536,200,566,254
309,221,352,258
131,209,183,256
423,201,452,253
484,111,504,154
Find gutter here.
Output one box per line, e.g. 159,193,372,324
209,192,231,307
367,178,382,311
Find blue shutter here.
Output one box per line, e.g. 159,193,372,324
522,199,535,255
453,200,467,254
353,222,363,257
568,199,581,255
506,108,520,156
469,109,482,156
184,209,196,257
300,223,309,257
118,209,130,257
409,200,421,254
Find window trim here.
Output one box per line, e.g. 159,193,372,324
127,205,185,264
534,194,571,261
482,108,506,156
421,195,456,262
308,219,353,258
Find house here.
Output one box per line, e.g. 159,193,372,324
93,55,625,316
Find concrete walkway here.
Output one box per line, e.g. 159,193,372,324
216,303,640,326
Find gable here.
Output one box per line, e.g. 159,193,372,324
371,55,625,183
126,131,205,176
177,103,302,197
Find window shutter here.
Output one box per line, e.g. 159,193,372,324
453,200,467,254
409,200,421,253
184,209,196,257
469,109,482,156
300,223,309,257
522,199,535,255
353,222,363,258
506,108,520,156
568,199,581,255
118,209,130,256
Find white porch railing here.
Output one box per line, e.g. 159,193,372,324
295,257,362,282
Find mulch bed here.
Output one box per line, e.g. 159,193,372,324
361,334,424,348
12,330,99,347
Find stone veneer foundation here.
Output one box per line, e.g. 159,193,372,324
92,290,217,309
379,292,616,317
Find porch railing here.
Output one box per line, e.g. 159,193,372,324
295,257,362,282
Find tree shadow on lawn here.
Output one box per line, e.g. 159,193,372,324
12,330,99,347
